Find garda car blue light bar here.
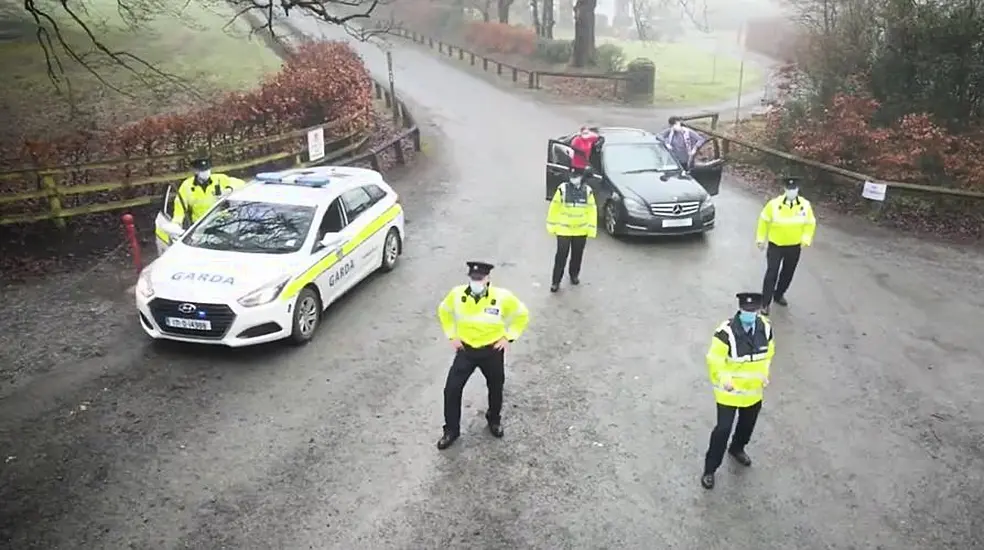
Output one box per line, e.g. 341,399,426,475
254,172,284,183
294,175,331,188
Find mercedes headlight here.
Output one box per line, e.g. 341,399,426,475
622,197,650,217
237,275,291,308
136,266,155,298
700,195,714,210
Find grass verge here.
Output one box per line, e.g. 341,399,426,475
0,0,283,150
598,37,764,105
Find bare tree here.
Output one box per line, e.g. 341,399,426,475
497,0,515,22
571,0,706,66
542,0,556,37
22,0,385,97
630,0,655,39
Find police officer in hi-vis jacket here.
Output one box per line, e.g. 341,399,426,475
701,292,775,490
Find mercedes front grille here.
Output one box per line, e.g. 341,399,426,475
650,201,701,217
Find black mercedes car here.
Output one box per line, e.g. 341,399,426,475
545,127,724,237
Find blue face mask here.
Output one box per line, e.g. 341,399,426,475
738,311,757,327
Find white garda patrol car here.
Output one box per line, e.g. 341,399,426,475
136,166,405,347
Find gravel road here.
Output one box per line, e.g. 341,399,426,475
1,15,982,550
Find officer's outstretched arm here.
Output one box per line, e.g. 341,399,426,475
802,201,817,246
546,187,563,235
706,330,729,385
755,200,772,243
437,289,458,340
587,191,598,239
502,293,530,341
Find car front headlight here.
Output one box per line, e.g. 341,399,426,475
136,266,155,299
622,197,650,217
237,275,291,308
700,195,714,210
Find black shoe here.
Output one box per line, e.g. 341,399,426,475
774,295,788,306
701,473,715,489
728,449,752,467
486,415,504,438
550,283,560,293
436,431,459,450
570,275,580,285
760,305,770,316
488,422,504,438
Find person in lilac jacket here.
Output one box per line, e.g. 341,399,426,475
658,116,706,168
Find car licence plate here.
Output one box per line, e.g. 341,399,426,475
662,218,693,228
165,317,212,331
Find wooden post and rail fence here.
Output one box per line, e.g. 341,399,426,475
0,81,421,228
381,25,636,98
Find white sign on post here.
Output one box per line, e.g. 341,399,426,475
307,127,325,162
861,180,887,201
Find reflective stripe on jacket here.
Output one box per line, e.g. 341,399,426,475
706,315,774,407
546,182,597,238
172,173,247,226
756,195,817,247
437,285,530,348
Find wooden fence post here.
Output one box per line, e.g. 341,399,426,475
527,72,535,88
41,174,66,229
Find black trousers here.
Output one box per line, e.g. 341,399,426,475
552,235,587,285
703,401,762,475
762,243,802,306
443,344,505,435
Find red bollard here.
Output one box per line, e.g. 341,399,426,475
121,213,143,276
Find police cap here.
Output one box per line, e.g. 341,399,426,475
190,155,212,171
466,261,494,279
736,292,764,310
783,176,801,189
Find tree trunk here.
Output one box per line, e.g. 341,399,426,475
531,0,541,35
571,0,596,67
543,0,555,38
482,0,492,22
497,0,513,23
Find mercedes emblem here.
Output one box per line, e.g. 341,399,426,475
177,303,197,314
672,204,683,215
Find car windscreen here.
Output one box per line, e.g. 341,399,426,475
602,143,681,175
182,200,316,254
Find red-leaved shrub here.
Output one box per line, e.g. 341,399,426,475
769,90,984,191
1,40,373,220
464,22,536,56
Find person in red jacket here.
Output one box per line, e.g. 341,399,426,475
570,126,599,173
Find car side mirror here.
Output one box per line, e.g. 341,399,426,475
317,233,344,252
162,219,185,239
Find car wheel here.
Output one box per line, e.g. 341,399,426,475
604,200,621,237
289,286,321,346
379,227,401,273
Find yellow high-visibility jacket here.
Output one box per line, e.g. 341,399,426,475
172,173,247,227
706,316,774,408
437,285,530,348
547,182,597,238
756,195,817,247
